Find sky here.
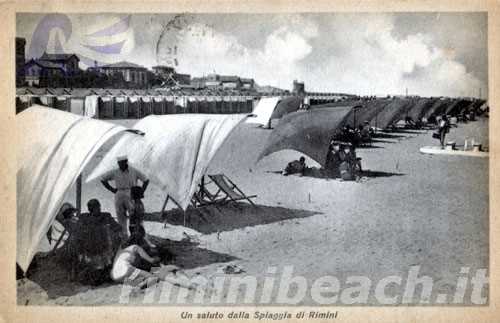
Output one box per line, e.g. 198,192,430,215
17,12,488,97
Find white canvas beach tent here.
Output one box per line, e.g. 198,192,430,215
245,96,281,127
17,106,133,272
87,114,247,211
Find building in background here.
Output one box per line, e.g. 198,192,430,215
189,74,253,90
152,65,191,86
23,52,81,87
292,80,305,96
39,52,81,76
152,65,176,78
16,37,26,87
24,59,65,87
99,61,149,88
220,75,241,89
241,78,255,90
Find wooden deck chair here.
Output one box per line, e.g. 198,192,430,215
161,186,222,230
207,174,257,206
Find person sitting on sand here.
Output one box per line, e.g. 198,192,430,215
405,116,416,128
338,144,362,181
111,233,162,289
111,226,196,290
325,141,342,178
76,199,123,285
283,156,307,176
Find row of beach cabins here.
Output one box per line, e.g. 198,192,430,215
15,87,346,119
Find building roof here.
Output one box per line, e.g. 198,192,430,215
219,75,240,82
240,78,254,83
152,65,175,70
40,52,79,61
101,61,147,70
26,59,64,70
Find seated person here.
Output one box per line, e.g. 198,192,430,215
111,237,161,289
111,233,197,290
325,141,342,178
47,202,78,245
360,122,372,141
75,199,122,285
405,116,416,128
339,144,362,181
283,156,307,176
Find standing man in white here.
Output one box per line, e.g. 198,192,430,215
101,155,149,239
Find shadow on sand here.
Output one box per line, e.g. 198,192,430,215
372,132,407,139
267,168,405,180
24,237,237,300
355,144,385,149
145,203,321,235
360,170,405,178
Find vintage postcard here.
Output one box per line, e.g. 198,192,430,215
2,0,499,322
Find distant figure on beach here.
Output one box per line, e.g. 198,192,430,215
283,156,307,176
438,115,450,148
101,155,149,239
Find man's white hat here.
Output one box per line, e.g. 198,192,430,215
117,155,128,162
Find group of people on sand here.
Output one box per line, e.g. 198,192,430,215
282,141,362,181
333,123,372,148
49,156,193,290
324,140,362,180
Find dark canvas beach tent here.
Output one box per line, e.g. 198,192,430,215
406,97,438,121
423,98,453,119
349,99,392,127
16,106,130,272
87,114,247,211
445,99,473,116
257,106,353,167
270,96,303,119
366,98,413,129
311,98,392,128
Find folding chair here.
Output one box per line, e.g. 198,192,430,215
160,179,222,229
207,174,257,207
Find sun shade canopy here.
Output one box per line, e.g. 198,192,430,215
246,96,281,126
423,98,453,119
17,106,128,271
270,96,304,119
257,106,353,167
87,114,247,210
406,98,438,121
366,98,414,129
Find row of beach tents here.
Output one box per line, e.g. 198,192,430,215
16,95,486,272
248,96,486,130
248,96,486,167
17,106,248,272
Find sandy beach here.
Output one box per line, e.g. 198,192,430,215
17,116,489,306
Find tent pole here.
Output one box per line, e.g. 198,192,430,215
76,174,82,215
161,195,170,228
161,195,170,215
